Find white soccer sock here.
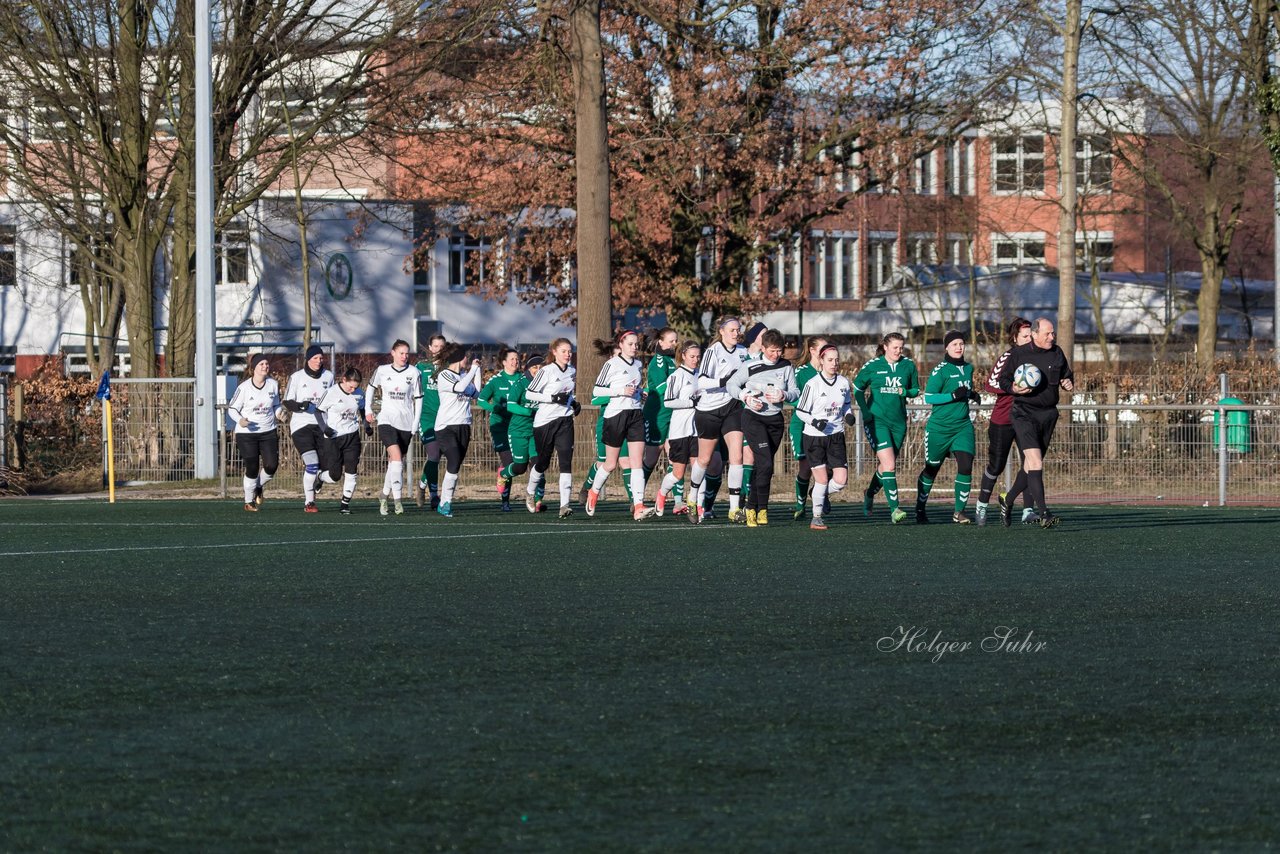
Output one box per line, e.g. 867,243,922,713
828,479,845,495
728,464,743,512
559,472,573,508
441,471,459,504
697,479,707,507
243,475,256,504
591,466,611,492
343,472,357,499
812,482,829,517
690,461,706,489
630,468,646,506
527,469,544,496
257,470,273,488
320,471,335,485
659,472,678,497
384,460,404,500
303,471,317,503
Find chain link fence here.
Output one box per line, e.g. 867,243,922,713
213,402,1280,507
106,379,198,482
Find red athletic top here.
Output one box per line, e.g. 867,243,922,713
985,348,1016,426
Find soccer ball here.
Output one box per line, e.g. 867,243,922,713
1013,363,1043,390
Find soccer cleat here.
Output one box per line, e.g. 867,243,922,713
379,497,389,517
501,498,512,513
671,502,689,516
745,509,758,527
578,481,591,505
415,483,426,508
703,508,716,521
823,496,832,515
526,494,538,514
891,508,908,525
998,492,1012,528
437,502,453,518
394,500,405,516
757,509,768,526
654,492,667,517
496,474,507,496
862,488,874,517
810,516,828,531
952,511,973,525
687,505,702,525
727,508,746,524
559,505,574,519
429,492,440,511
340,501,352,515
243,502,258,512
793,500,806,521
304,502,318,514
974,503,988,526
915,507,929,525
633,505,656,521
1039,511,1060,529
1021,508,1038,524
254,485,264,506
585,488,600,517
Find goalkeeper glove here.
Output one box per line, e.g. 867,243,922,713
551,391,571,405
811,418,829,431
323,427,337,439
844,411,858,426
951,387,972,402
571,401,582,416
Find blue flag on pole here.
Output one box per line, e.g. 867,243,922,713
95,370,111,401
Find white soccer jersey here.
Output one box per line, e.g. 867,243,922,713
284,368,334,432
797,373,852,437
227,378,282,435
434,363,481,430
526,362,576,427
663,366,699,440
366,364,422,432
727,357,799,418
592,355,644,418
316,385,362,437
695,341,750,411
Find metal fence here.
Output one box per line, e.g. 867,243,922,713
215,402,1280,507
0,374,8,472
106,379,198,482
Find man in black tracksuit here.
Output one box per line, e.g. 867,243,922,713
995,317,1074,528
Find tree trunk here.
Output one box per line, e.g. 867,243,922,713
1056,0,1081,362
1197,250,1224,369
569,0,612,398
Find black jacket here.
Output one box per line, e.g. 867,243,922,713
996,342,1073,412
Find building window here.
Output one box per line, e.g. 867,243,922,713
911,148,935,195
944,138,973,196
412,204,432,294
695,229,716,283
761,235,801,295
993,235,1046,268
1076,234,1114,272
808,233,858,300
1075,135,1112,192
905,235,936,265
217,222,250,286
448,232,489,292
66,233,106,290
993,135,1045,193
868,235,898,292
0,225,15,287
945,235,972,266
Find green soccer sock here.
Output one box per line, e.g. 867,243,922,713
425,460,440,493
867,471,883,496
704,473,722,510
882,471,900,512
582,462,597,495
673,475,685,501
622,467,635,502
916,474,934,510
954,473,972,514
795,475,810,506
742,464,754,501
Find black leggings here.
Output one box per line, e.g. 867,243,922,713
437,425,471,476
979,423,1021,503
533,416,574,474
743,414,784,511
236,432,280,480
920,450,974,483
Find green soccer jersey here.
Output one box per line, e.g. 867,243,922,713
922,359,975,432
789,363,819,426
853,355,920,426
504,375,536,439
477,370,524,432
644,351,676,430
416,359,440,433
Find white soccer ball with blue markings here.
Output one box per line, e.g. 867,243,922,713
1012,363,1043,390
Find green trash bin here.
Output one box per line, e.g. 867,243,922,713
1214,397,1251,453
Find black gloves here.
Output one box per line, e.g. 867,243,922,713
844,411,858,426
812,418,829,431
364,423,374,437
551,391,571,405
571,401,582,416
323,427,337,439
951,387,974,402
494,398,509,414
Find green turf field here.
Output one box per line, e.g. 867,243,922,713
2,498,1278,849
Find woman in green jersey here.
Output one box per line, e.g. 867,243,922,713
477,346,524,510
853,331,920,524
641,327,679,486
415,333,446,509
914,330,980,524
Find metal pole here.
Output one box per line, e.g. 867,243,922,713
1274,164,1279,367
854,409,864,478
193,0,217,479
1218,404,1227,507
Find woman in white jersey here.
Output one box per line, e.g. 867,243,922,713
654,340,701,516
433,343,483,518
585,330,656,521
687,316,750,523
364,339,423,516
282,344,334,513
796,343,853,531
727,328,800,527
524,337,579,518
315,366,370,515
227,354,283,512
